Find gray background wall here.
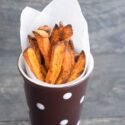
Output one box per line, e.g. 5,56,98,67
0,0,125,124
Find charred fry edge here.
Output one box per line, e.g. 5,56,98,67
50,24,60,45
61,24,73,40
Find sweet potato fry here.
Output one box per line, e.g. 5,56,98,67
45,42,65,84
50,24,60,45
28,35,47,76
38,25,51,34
67,51,86,82
28,35,41,63
23,47,44,81
33,30,51,69
64,41,75,68
61,24,73,40
56,47,72,84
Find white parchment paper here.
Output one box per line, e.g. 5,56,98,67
20,0,90,85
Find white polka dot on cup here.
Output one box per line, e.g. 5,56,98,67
63,92,72,100
36,103,45,110
77,120,81,125
80,96,84,104
60,119,69,125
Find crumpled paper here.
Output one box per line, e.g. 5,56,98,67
20,0,90,85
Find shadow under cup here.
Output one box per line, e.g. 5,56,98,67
18,53,94,125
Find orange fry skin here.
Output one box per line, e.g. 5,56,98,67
64,41,75,68
33,30,51,69
28,35,47,76
28,35,41,63
23,47,44,81
61,24,73,40
45,42,65,84
50,24,60,45
56,47,72,84
67,51,86,82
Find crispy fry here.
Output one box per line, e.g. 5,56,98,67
38,25,51,34
33,30,51,69
50,24,60,45
23,47,44,81
64,41,75,68
28,35,47,76
45,42,65,84
67,51,86,82
61,24,73,40
56,47,72,84
28,35,41,63
50,23,73,46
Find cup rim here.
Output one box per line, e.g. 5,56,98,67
18,52,94,88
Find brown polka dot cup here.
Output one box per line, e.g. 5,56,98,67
18,52,94,125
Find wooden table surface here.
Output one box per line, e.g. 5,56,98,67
0,0,125,124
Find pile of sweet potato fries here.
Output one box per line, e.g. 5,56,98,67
23,22,86,84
